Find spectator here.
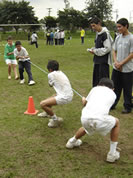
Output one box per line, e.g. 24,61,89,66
88,17,113,87
111,18,133,114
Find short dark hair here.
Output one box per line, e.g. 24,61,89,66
47,60,59,71
90,17,101,25
98,78,114,89
117,18,129,29
7,36,12,41
15,41,22,46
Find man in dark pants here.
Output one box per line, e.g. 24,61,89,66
88,17,113,87
111,18,133,114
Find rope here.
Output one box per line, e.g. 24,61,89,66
29,61,83,98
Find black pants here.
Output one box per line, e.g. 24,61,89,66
31,41,38,48
93,63,109,87
46,37,50,45
81,37,84,44
111,69,133,111
55,39,58,45
19,61,33,83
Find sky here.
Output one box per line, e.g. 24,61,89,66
8,0,133,22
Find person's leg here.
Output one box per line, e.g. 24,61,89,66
75,127,86,139
35,41,38,48
110,118,119,142
93,64,100,87
24,61,33,83
19,61,24,80
8,63,12,78
107,118,120,162
99,63,109,80
122,72,133,112
12,64,18,79
111,69,122,109
40,97,57,117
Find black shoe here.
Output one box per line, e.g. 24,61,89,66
122,109,131,114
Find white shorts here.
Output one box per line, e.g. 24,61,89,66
55,95,73,105
5,59,17,65
81,115,116,136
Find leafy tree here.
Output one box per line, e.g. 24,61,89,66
85,0,112,21
57,8,89,31
0,0,39,33
40,16,57,29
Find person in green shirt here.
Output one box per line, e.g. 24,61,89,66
4,36,18,80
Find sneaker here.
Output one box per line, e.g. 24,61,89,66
106,151,120,163
20,79,25,84
29,80,35,86
15,76,19,80
48,117,63,128
66,138,82,149
37,112,49,118
8,76,11,80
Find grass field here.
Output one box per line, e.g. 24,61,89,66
0,38,133,178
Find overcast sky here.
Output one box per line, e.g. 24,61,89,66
10,0,133,22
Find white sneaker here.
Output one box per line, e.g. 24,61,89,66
48,117,63,128
37,112,49,118
106,151,120,163
66,138,82,149
20,79,25,84
29,80,35,85
8,76,11,80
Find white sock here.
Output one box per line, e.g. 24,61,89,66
109,141,118,154
51,114,58,120
70,136,77,142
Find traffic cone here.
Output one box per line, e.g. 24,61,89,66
24,96,39,115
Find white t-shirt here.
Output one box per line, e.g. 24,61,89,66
113,33,133,72
60,31,65,38
31,33,38,42
81,86,116,119
14,47,30,62
48,71,73,99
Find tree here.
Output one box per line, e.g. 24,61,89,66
85,0,112,21
57,8,89,31
0,0,39,33
40,16,57,29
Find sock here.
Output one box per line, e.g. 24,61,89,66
109,141,118,154
70,136,77,142
51,114,58,120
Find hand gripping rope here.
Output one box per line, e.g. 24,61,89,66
29,61,83,98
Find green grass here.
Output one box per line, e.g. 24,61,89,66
0,38,133,178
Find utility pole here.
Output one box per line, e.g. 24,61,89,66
64,0,70,9
113,9,118,23
47,8,52,16
129,10,133,23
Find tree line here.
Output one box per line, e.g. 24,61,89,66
0,0,116,33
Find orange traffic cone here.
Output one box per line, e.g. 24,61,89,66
24,96,39,115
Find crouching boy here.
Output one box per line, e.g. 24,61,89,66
38,60,73,128
66,78,120,163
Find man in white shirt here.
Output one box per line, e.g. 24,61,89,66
31,32,38,48
66,78,120,163
14,41,35,85
38,60,73,128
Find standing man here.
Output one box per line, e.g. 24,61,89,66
88,17,113,87
111,18,133,114
54,30,58,45
31,32,38,48
80,27,85,44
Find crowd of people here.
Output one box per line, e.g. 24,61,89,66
46,29,65,45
